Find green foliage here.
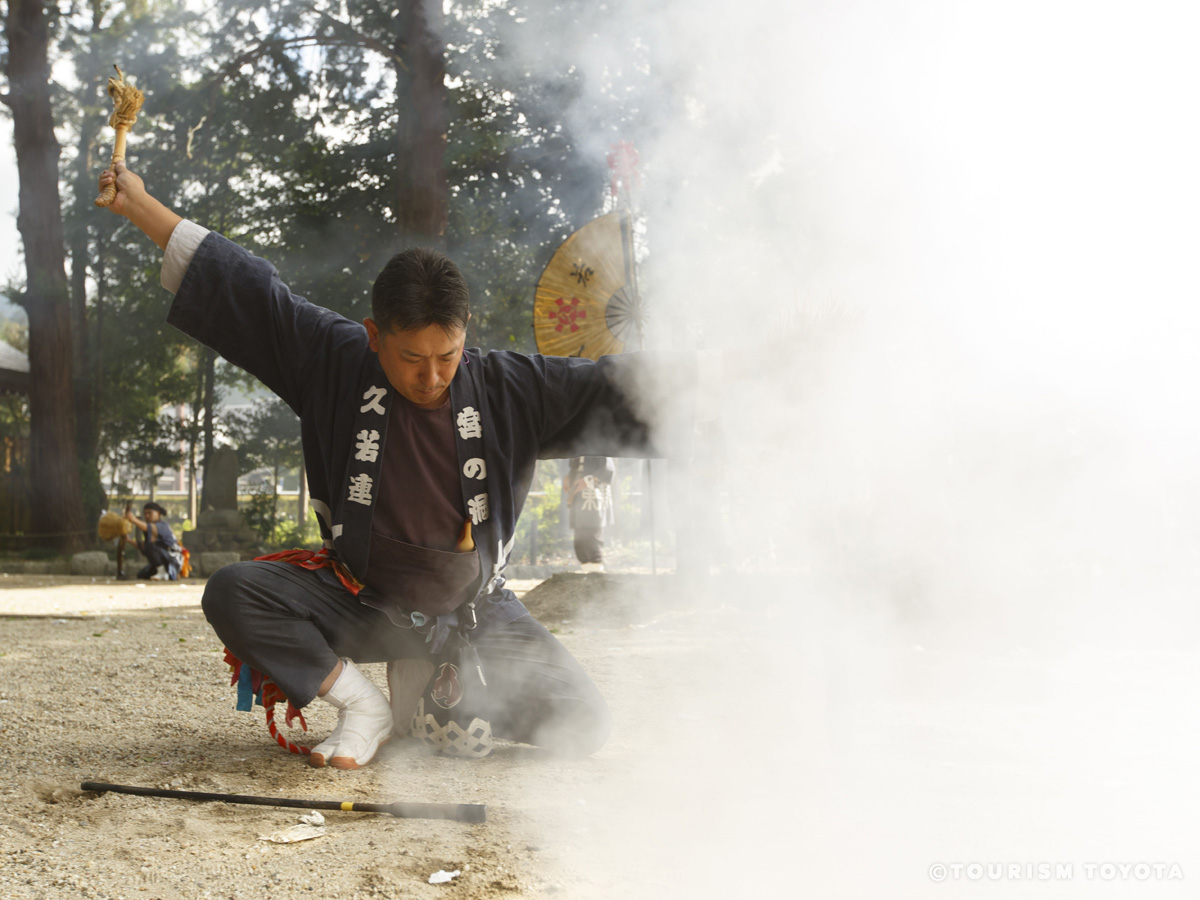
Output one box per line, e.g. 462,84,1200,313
511,461,570,563
7,0,663,534
0,392,29,440
0,390,32,533
270,513,323,552
51,0,211,505
0,314,28,353
241,488,322,550
238,486,277,545
103,406,183,483
225,398,302,477
226,397,303,541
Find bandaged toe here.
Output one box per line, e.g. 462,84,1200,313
308,660,393,769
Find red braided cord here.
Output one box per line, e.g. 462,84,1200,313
226,648,313,756
261,680,310,756
265,698,311,756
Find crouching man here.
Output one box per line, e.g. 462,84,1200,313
99,160,703,769
126,501,183,581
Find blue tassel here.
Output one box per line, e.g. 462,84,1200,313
236,662,254,712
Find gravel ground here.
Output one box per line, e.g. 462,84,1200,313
6,572,1196,899
0,573,756,900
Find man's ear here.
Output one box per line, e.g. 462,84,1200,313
364,317,380,352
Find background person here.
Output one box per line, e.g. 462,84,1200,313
125,501,183,581
565,456,616,572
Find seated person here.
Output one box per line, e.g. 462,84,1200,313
126,502,183,581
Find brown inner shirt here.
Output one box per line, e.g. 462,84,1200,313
370,392,463,550
362,391,479,615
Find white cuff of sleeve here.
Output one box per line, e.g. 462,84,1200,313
695,350,722,424
160,220,211,294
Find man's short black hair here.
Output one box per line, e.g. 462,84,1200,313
143,502,167,517
371,248,470,335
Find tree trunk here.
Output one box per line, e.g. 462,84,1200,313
71,70,106,529
394,0,448,247
271,460,279,538
4,0,89,550
199,346,215,510
296,463,308,530
94,231,106,432
187,455,197,524
188,360,203,523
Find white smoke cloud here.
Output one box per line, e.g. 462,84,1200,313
454,0,1200,895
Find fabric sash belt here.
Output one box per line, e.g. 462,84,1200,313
255,546,364,594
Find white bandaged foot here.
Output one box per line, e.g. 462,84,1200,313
308,660,393,769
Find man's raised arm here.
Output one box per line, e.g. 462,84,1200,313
99,161,210,294
98,160,182,250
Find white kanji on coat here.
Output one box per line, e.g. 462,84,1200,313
347,473,374,505
456,406,483,439
463,457,487,480
354,429,381,462
467,492,490,524
580,484,601,511
360,385,386,415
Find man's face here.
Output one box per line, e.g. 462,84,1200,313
143,508,161,523
365,319,467,409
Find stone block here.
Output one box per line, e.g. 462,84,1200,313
197,551,242,577
198,508,244,529
205,447,240,511
70,551,110,576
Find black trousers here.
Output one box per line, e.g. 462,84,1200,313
202,561,610,755
136,541,179,580
573,525,605,564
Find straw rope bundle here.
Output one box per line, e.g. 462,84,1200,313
94,66,144,208
97,512,132,541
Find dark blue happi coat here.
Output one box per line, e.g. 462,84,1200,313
167,233,694,651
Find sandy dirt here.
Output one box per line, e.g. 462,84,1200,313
0,572,747,900
4,572,1198,900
